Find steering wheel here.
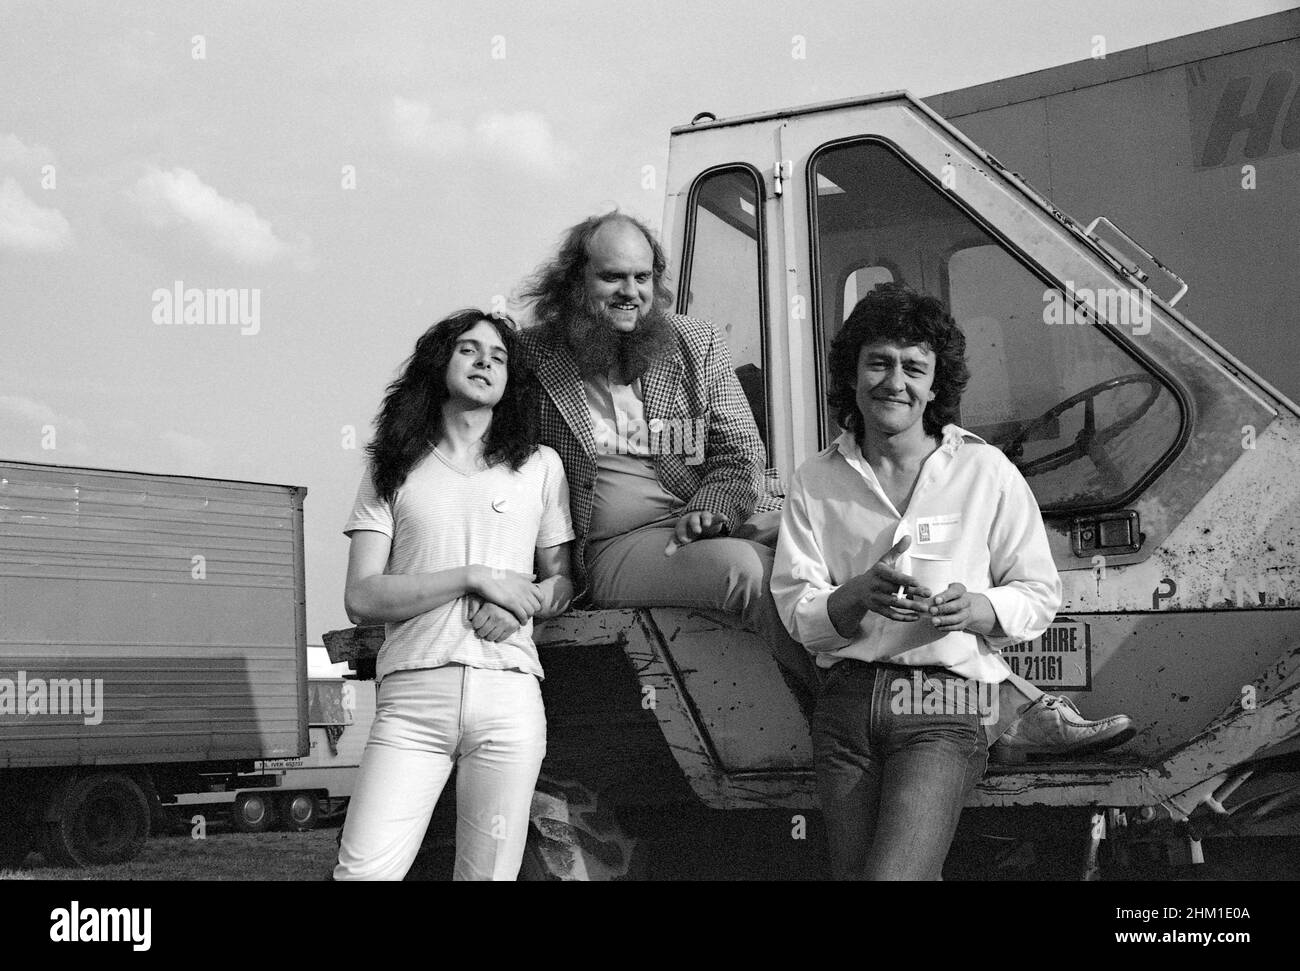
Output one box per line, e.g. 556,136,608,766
1001,372,1163,479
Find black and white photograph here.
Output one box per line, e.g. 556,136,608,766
0,0,1296,947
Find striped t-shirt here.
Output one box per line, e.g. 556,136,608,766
344,445,574,683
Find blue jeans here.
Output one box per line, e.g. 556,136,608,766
812,660,988,880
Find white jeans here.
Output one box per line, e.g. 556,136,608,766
333,665,546,881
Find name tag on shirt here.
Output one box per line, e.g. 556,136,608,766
915,514,961,545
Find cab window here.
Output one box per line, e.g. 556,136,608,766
810,139,1184,513
679,165,769,450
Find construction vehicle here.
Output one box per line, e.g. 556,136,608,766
0,461,308,867
326,11,1300,879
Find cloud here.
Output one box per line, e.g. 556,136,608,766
0,394,90,439
390,96,469,153
0,394,61,426
474,111,574,177
0,177,73,252
0,397,220,473
131,166,307,266
0,133,54,170
389,98,572,177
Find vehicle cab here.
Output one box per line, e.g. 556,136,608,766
655,92,1300,841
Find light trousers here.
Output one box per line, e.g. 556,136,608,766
586,521,820,701
333,665,546,881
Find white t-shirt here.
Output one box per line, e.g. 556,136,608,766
344,445,574,683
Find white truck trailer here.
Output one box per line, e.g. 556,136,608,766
0,460,309,866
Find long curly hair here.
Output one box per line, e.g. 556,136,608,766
517,211,674,333
828,282,970,441
365,310,538,502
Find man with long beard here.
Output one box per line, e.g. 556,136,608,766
516,212,818,706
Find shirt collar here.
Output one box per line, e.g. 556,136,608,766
832,423,987,518
833,423,987,466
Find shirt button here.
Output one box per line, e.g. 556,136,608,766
649,418,664,432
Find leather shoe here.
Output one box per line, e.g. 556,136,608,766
991,694,1135,763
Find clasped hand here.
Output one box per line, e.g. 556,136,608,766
468,568,543,642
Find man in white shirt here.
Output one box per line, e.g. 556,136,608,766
772,283,1131,878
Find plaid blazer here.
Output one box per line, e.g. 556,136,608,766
518,314,778,589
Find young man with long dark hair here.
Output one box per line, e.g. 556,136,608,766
333,309,574,881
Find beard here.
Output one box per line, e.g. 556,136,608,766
561,296,677,383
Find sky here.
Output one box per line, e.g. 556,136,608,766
1,0,1295,673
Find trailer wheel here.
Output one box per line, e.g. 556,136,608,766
41,772,151,866
231,792,276,833
280,792,319,832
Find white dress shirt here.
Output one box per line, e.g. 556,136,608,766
771,425,1062,682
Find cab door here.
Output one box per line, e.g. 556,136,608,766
663,115,798,487
656,117,816,778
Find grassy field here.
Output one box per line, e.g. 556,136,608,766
0,826,344,882
0,811,815,881
2,811,1293,881
0,807,826,881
